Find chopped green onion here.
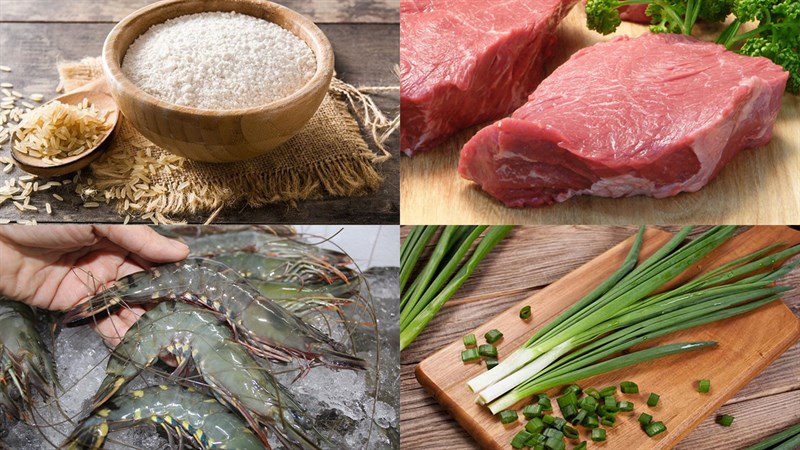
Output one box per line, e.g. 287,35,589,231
485,329,503,343
600,386,617,397
524,404,544,419
526,417,545,434
582,414,600,429
461,348,480,362
571,410,588,426
543,428,564,439
601,416,616,427
538,395,552,411
574,441,587,450
499,409,518,424
542,414,556,425
520,306,532,320
512,430,533,448
716,415,734,427
463,334,477,347
557,391,578,409
563,425,579,439
698,379,710,393
485,358,499,370
597,405,615,418
620,381,639,393
619,400,634,412
603,396,618,412
591,428,607,442
552,417,567,431
585,388,601,399
647,393,660,407
579,396,598,413
561,404,578,420
562,384,583,396
639,413,653,426
545,436,565,450
478,344,498,358
645,421,667,437
526,433,547,447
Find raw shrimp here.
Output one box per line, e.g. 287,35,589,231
187,231,352,266
0,297,57,422
91,302,321,449
63,384,266,449
63,258,365,370
212,251,354,285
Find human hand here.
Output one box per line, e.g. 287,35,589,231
0,225,189,346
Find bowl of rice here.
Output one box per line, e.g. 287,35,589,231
102,0,334,163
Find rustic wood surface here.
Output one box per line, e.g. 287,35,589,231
399,6,800,225
400,226,800,450
0,0,399,224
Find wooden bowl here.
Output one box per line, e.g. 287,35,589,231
102,0,334,163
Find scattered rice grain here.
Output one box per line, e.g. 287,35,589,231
52,193,64,201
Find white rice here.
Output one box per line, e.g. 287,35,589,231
121,11,316,110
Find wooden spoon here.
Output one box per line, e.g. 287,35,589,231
11,77,119,177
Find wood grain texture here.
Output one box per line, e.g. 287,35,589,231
0,18,399,223
0,0,400,23
399,6,800,225
400,226,800,449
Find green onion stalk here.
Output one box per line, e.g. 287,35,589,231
467,226,800,414
400,225,514,351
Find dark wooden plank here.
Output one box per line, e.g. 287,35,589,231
0,22,399,224
400,226,800,449
0,0,400,24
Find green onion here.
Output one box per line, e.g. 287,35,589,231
543,428,564,439
523,404,544,419
639,413,653,426
552,417,567,431
574,441,587,450
485,358,499,370
743,423,800,450
562,384,582,396
542,414,556,425
526,417,545,434
601,416,616,427
584,388,600,399
599,386,617,397
400,226,512,350
647,393,660,407
463,334,477,347
563,425,579,440
619,400,634,412
499,409,518,424
716,415,734,427
557,391,578,409
579,396,598,412
698,379,711,393
461,348,480,362
538,395,552,411
520,305,532,320
604,396,618,412
485,329,504,344
582,414,599,429
571,410,587,426
620,381,639,393
645,421,667,437
591,428,607,441
526,433,547,447
545,436,565,450
561,404,578,420
511,430,533,448
478,344,497,358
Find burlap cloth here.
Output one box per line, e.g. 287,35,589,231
59,58,393,222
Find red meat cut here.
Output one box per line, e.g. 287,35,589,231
619,4,650,23
400,0,579,156
459,33,788,208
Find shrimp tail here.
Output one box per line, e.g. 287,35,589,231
61,416,109,449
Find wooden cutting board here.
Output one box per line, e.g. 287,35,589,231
415,226,800,449
399,7,800,225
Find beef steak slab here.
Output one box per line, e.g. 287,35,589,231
459,33,788,207
400,0,578,156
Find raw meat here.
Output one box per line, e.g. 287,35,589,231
459,33,788,207
400,0,579,156
620,4,650,23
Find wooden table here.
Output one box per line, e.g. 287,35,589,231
400,226,800,449
0,0,399,224
400,6,800,225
